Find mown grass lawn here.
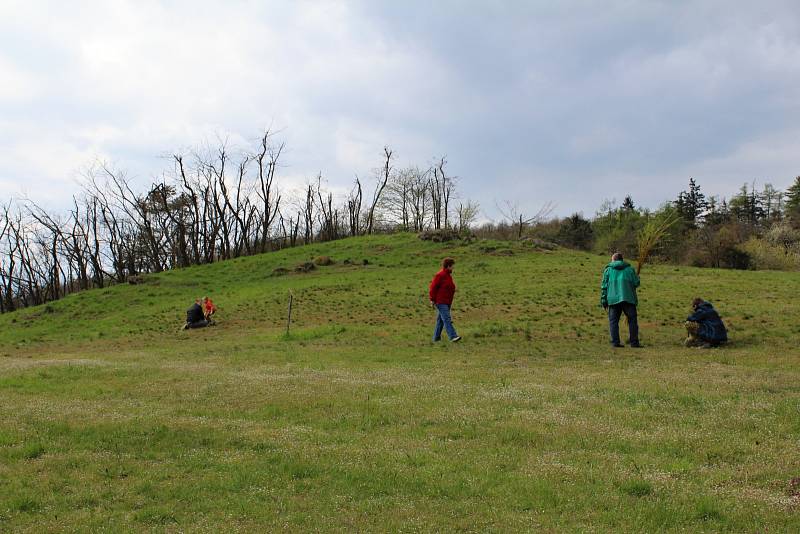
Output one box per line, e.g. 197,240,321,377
1,233,799,531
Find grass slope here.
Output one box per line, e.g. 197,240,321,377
1,233,799,531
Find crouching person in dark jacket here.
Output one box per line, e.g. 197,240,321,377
182,298,214,330
685,298,727,347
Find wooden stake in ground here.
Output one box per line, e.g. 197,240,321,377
636,212,680,276
286,292,294,336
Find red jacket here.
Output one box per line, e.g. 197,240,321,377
429,269,456,305
204,298,217,317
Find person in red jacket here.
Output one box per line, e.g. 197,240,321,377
202,296,217,320
429,257,461,342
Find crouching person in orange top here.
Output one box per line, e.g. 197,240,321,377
429,257,461,342
203,296,217,321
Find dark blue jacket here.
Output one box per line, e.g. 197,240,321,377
687,301,728,343
186,303,205,324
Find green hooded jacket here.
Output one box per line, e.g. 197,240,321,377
600,260,640,307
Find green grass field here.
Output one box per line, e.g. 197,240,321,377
1,233,799,531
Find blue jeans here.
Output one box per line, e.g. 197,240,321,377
433,304,458,341
608,302,639,345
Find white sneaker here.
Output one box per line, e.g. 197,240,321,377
451,336,462,342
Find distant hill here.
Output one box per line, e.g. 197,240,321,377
2,232,797,351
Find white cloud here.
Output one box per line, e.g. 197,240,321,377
1,0,800,218
683,128,800,193
0,55,36,101
0,134,103,206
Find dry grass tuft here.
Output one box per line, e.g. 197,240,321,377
636,212,681,275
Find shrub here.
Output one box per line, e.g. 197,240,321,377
528,219,561,243
738,237,800,271
766,221,800,251
721,246,751,270
473,222,519,241
418,229,463,242
294,262,316,273
592,206,643,257
12,496,40,513
314,256,334,266
554,214,593,250
521,237,557,250
22,443,45,460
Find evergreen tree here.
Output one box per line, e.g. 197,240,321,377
674,191,687,220
785,176,800,220
674,178,707,228
556,213,593,250
760,183,782,221
686,178,708,224
729,182,765,226
704,195,729,226
621,195,635,211
720,198,731,220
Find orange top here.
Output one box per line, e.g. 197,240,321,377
204,298,217,315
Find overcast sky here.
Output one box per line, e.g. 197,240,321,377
1,0,799,218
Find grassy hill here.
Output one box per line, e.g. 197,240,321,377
1,233,799,531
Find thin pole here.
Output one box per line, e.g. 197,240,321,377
286,292,294,335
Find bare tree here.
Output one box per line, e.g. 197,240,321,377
430,157,456,230
347,177,363,236
254,130,283,252
497,200,555,239
100,163,166,273
225,156,253,257
173,155,202,264
315,174,339,242
79,196,108,288
82,170,131,280
278,209,301,248
456,200,481,233
26,201,66,299
0,130,480,313
205,143,232,260
302,181,316,244
366,146,393,234
405,166,432,232
1,205,23,311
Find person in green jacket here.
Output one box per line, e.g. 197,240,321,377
600,252,642,348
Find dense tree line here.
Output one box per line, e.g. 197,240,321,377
528,177,800,270
0,131,476,313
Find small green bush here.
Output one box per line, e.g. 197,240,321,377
619,479,653,497
694,497,724,522
12,496,40,513
22,443,45,460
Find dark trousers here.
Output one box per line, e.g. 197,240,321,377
187,319,210,329
608,302,639,346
